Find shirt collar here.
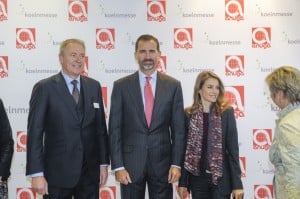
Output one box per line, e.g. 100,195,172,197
277,102,300,119
138,70,157,81
61,71,80,84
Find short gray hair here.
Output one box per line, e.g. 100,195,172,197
59,38,85,56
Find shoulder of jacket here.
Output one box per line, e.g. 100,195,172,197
158,72,180,83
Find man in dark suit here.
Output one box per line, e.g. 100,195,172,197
109,34,186,199
26,38,109,199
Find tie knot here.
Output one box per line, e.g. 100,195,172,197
145,76,151,83
71,79,78,86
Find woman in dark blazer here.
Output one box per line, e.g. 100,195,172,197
178,71,244,199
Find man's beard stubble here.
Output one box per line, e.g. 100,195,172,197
139,59,156,71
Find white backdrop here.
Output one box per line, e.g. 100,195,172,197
1,0,300,198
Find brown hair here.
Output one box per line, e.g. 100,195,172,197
186,71,230,116
135,34,160,52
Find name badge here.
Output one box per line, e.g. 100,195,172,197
93,102,100,109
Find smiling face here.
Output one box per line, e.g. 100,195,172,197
134,39,161,75
199,77,220,111
59,42,85,79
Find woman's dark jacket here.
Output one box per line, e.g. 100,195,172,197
179,107,243,195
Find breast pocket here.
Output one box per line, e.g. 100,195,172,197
84,104,97,123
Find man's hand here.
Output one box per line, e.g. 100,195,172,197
168,166,181,183
115,169,132,185
31,176,48,196
100,166,108,187
232,189,244,199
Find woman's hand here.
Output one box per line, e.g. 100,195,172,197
177,187,189,199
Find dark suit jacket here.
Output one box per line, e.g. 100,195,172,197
109,71,186,182
179,107,243,194
0,98,14,180
26,73,109,188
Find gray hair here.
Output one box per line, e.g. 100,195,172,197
59,38,85,56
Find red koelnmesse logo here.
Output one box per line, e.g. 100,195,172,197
224,86,245,118
254,185,274,199
16,28,36,50
225,0,244,21
16,188,36,199
96,28,115,50
81,56,89,76
225,55,244,77
253,129,272,150
68,0,88,22
16,131,27,152
252,27,271,49
0,0,8,21
101,87,108,119
156,55,167,74
239,157,246,177
147,0,166,22
174,28,193,50
99,186,116,199
0,56,8,78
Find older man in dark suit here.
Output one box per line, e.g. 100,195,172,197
109,34,186,199
26,38,109,199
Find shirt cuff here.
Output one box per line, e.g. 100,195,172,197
27,172,44,178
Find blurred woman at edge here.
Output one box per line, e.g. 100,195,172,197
265,66,300,199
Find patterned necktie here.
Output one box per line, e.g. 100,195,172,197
144,76,154,127
71,80,80,104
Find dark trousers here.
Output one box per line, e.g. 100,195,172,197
189,172,230,199
121,160,172,199
0,181,8,199
44,162,99,199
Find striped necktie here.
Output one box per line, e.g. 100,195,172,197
71,80,80,104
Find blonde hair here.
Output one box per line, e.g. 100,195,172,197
265,66,300,104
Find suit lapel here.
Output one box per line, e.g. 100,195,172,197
127,72,148,126
151,72,164,127
81,76,92,126
54,73,78,120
